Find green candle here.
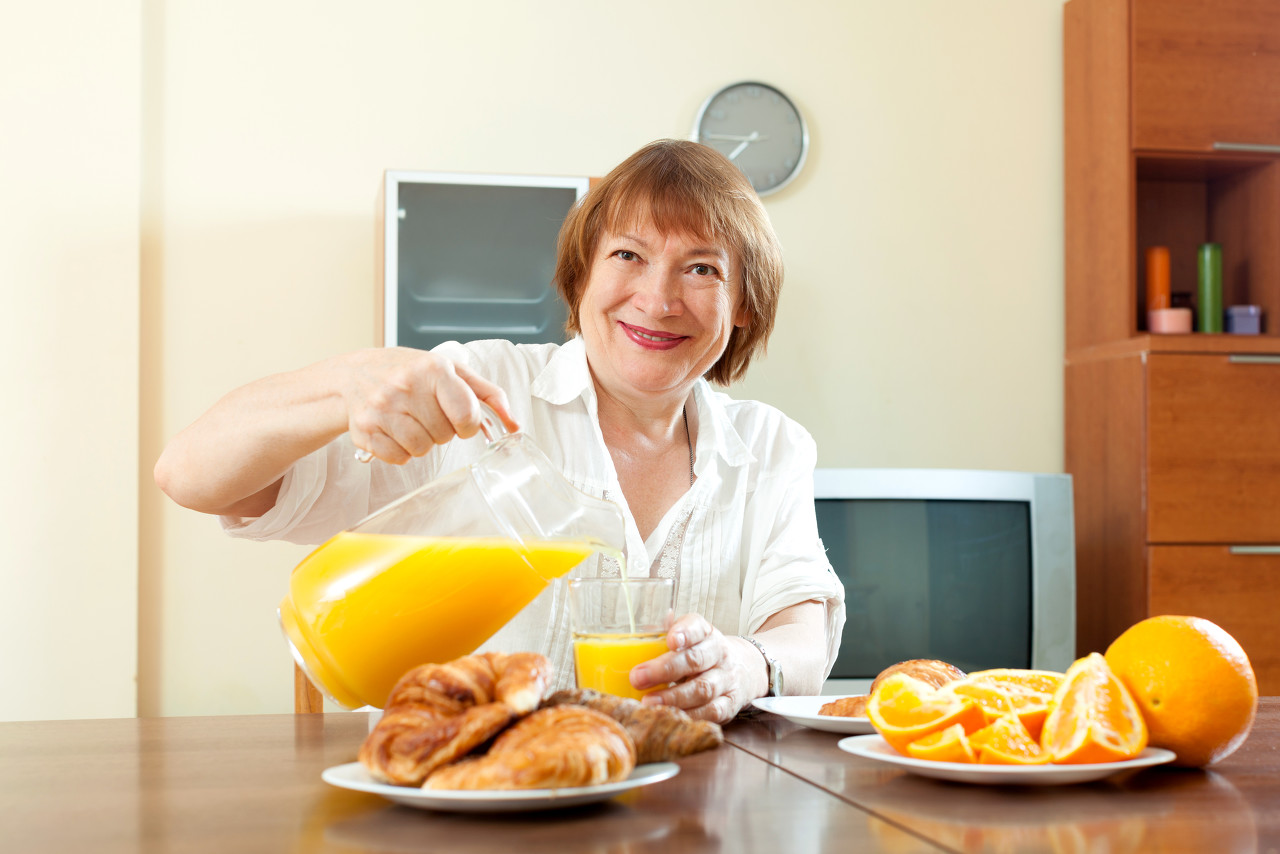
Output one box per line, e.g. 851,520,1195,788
1198,243,1223,333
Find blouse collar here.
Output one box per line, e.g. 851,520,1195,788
531,337,754,471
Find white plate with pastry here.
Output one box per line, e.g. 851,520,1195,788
838,735,1177,786
322,761,681,812
751,695,875,735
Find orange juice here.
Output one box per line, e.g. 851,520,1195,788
279,531,595,709
573,633,670,699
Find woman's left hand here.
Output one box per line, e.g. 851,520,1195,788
628,613,766,723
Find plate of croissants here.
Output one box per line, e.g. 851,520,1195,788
325,651,723,812
751,695,876,734
751,659,970,735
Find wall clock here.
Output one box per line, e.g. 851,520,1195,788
693,81,809,196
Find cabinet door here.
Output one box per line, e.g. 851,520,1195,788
1147,354,1280,543
1149,545,1280,694
1133,0,1280,151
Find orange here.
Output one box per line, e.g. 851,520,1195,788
969,714,1051,765
1040,653,1148,764
1104,615,1258,767
867,673,986,755
965,668,1065,697
941,679,1054,742
905,723,977,764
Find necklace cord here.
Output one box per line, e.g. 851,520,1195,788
683,405,694,487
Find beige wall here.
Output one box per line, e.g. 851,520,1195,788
3,0,1066,719
1,4,141,720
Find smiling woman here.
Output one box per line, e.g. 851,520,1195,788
153,139,845,724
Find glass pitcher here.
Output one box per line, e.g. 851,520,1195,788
278,409,625,709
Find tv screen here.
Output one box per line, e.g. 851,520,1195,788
817,498,1032,678
813,468,1075,693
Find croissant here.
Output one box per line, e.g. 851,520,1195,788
359,651,552,786
869,659,966,693
424,705,636,790
543,688,723,764
818,695,869,718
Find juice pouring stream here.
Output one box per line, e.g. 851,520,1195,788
278,407,626,710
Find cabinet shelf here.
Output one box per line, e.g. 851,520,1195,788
1136,153,1280,335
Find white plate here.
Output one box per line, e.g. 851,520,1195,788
837,734,1177,786
751,695,875,734
321,761,680,812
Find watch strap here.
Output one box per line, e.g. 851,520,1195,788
742,636,783,697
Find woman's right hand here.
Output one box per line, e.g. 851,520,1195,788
340,347,518,465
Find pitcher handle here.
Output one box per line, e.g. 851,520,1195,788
354,401,508,463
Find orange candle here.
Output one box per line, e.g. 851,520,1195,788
1146,246,1171,313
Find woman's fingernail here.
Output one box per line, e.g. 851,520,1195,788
672,632,687,649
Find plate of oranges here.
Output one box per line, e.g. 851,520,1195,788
841,616,1257,786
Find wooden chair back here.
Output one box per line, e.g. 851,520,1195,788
294,664,324,713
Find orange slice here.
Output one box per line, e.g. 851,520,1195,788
1040,653,1148,764
868,673,987,755
965,668,1065,696
942,680,1054,742
905,723,977,763
969,714,1051,765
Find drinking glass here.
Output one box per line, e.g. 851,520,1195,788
567,577,675,699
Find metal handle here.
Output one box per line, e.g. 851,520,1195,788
354,401,509,463
1228,354,1280,365
1229,545,1280,556
1213,141,1280,154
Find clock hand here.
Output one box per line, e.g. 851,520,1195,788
701,132,770,142
725,130,763,161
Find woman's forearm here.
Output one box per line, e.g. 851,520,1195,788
153,359,350,517
749,600,830,697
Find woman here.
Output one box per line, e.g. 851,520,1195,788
155,139,845,723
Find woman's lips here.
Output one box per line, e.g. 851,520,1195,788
620,322,686,350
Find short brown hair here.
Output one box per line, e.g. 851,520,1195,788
554,139,783,386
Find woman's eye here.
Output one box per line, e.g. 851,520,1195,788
692,264,718,277
614,250,637,261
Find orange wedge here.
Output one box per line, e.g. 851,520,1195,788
868,673,987,755
942,679,1054,742
905,723,977,763
969,714,1051,765
965,668,1065,696
1040,653,1148,764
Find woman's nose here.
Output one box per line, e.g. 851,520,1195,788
632,268,682,316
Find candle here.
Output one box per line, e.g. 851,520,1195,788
1197,243,1223,333
1146,246,1171,314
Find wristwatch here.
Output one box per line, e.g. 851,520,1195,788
743,636,784,697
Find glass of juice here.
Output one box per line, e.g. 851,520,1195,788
568,577,675,700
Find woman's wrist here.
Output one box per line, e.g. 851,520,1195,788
739,635,782,698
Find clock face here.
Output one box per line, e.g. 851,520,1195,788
694,82,808,196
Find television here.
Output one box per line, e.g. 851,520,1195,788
381,171,590,350
814,468,1075,695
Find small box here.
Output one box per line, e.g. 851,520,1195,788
1225,305,1263,335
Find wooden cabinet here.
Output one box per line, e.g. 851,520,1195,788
1132,0,1280,151
1064,0,1280,693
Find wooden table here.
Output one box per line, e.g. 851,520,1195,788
3,699,1277,853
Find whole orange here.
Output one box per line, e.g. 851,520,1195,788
1104,615,1258,767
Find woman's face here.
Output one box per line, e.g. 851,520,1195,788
578,219,747,405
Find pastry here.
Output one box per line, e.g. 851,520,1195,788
358,651,552,786
818,695,869,717
424,705,636,790
543,688,723,764
869,659,966,694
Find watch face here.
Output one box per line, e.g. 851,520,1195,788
694,81,808,196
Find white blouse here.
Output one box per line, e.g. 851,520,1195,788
223,337,846,690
